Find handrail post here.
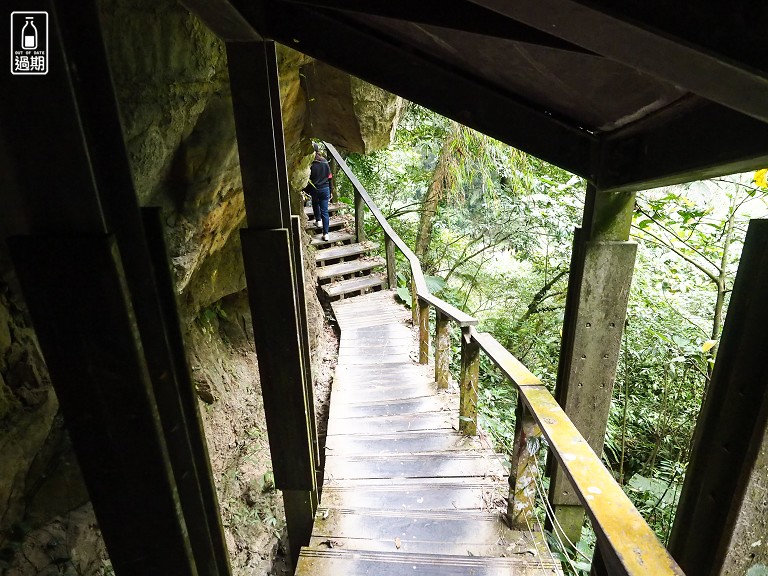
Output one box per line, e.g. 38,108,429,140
354,188,365,242
508,401,541,529
459,328,479,435
418,299,430,364
384,235,396,289
411,277,419,326
435,310,450,389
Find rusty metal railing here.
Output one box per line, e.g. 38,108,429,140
324,142,684,576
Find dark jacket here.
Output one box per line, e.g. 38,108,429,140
304,154,333,193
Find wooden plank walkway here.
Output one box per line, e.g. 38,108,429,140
295,290,563,575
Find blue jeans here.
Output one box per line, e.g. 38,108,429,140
311,186,330,235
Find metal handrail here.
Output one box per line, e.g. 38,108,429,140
323,141,683,576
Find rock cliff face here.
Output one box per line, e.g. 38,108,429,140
302,61,404,153
0,0,401,573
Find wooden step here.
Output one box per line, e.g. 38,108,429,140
311,508,515,549
304,215,348,231
296,549,561,576
304,202,343,217
310,230,356,246
338,322,411,338
325,431,482,455
322,274,387,298
332,364,432,385
319,480,501,511
323,452,508,480
327,395,449,419
316,256,384,281
305,538,543,558
331,364,436,383
338,334,413,346
337,341,411,355
315,241,379,263
330,381,436,405
326,411,457,435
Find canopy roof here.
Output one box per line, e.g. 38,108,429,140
186,0,768,192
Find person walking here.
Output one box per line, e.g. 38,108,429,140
304,141,333,241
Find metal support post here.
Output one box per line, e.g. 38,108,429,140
2,2,231,572
669,220,768,575
228,40,318,568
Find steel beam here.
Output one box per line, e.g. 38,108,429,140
228,39,318,565
669,220,768,575
597,101,768,194
227,41,288,230
277,0,593,52
143,209,233,575
467,0,768,124
256,1,595,180
240,230,316,488
290,216,320,468
9,235,198,576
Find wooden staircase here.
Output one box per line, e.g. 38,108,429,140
294,290,563,575
306,204,388,300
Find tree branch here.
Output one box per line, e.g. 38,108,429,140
636,206,720,271
632,224,719,284
514,269,567,329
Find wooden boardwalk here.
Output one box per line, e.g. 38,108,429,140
295,290,562,575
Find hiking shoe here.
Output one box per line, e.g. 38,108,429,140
315,220,322,227
322,233,329,241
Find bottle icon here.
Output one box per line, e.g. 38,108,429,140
22,17,37,50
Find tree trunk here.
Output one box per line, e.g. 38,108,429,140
712,201,737,344
708,198,737,380
414,122,459,262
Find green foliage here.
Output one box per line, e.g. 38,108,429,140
625,460,685,542
476,356,519,453
196,301,229,340
546,528,593,576
344,102,768,564
424,274,446,294
395,286,411,306
258,470,275,493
